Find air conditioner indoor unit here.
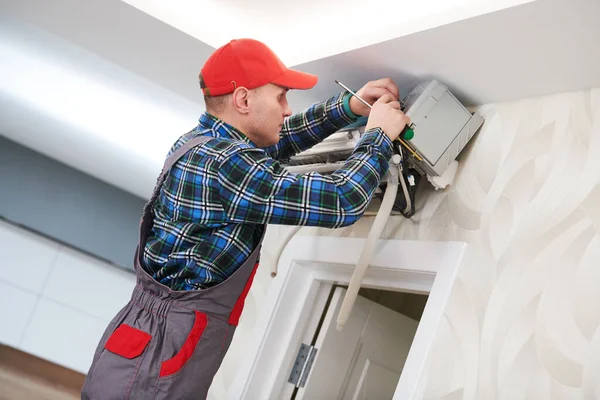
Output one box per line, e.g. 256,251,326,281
283,80,484,218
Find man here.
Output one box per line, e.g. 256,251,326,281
82,38,409,399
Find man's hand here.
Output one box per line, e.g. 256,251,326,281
365,94,410,142
349,78,400,117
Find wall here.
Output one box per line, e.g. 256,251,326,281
221,85,600,399
0,219,136,376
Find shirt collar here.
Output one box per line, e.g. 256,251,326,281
197,112,253,146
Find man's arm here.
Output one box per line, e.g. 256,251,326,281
218,127,392,228
264,91,359,161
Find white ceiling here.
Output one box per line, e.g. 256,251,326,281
1,0,599,199
120,0,534,66
287,0,600,110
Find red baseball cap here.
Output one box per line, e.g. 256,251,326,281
200,38,318,96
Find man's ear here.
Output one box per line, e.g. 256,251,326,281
232,87,251,114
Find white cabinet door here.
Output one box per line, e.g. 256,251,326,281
297,287,419,400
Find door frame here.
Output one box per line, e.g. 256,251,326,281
228,236,468,400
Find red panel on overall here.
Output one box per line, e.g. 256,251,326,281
160,311,208,377
228,262,259,326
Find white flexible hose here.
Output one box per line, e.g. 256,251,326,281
336,159,400,330
270,225,302,277
398,165,412,215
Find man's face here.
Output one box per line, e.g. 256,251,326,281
246,84,292,147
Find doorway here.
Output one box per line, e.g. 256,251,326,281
289,286,428,400
228,235,467,400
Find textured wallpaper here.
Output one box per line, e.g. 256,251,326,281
213,86,600,400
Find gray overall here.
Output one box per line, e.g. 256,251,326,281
81,136,263,399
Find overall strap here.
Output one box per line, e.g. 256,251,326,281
137,135,212,251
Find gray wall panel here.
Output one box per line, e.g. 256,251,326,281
0,135,146,269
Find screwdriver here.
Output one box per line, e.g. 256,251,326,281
334,80,420,161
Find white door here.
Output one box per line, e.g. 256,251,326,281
296,287,419,400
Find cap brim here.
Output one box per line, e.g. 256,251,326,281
271,68,318,90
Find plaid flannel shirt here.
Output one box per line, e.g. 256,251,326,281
142,92,393,290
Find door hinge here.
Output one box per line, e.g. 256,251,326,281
288,343,318,388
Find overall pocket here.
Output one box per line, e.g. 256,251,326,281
83,323,152,399
154,310,228,400
159,310,207,377
105,324,152,359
